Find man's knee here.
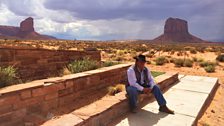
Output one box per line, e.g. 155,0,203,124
153,85,161,92
126,86,138,95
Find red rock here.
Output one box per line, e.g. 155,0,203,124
154,17,204,43
19,17,34,33
0,17,57,40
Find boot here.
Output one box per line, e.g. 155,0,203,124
159,105,174,114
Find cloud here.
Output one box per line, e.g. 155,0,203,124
0,0,223,41
43,0,223,21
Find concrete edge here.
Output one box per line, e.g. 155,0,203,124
192,78,220,126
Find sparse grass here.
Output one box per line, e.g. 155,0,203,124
173,58,184,67
204,65,215,73
155,56,167,65
64,59,121,75
199,61,217,73
0,66,18,87
108,84,125,96
199,61,217,67
62,67,72,75
183,59,193,67
67,57,100,74
151,71,165,77
173,58,193,67
192,57,204,62
102,61,120,67
189,48,197,54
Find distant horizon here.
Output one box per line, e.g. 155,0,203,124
0,0,223,41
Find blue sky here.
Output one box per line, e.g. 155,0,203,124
0,0,223,41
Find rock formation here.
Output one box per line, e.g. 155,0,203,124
0,17,56,40
153,17,204,43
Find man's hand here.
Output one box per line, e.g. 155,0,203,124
143,88,152,94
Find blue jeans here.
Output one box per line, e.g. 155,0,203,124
126,85,166,109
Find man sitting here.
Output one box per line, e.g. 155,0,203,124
126,54,174,114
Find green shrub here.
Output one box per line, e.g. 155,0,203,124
169,58,176,63
108,84,125,96
184,59,193,67
102,61,120,67
0,66,18,87
216,54,224,62
155,56,167,65
113,56,124,61
204,65,215,73
170,50,175,55
192,57,204,62
199,61,216,67
174,58,184,67
67,58,100,73
190,48,197,54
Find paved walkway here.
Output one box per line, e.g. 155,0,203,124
110,75,218,126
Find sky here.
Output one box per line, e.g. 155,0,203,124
0,0,223,41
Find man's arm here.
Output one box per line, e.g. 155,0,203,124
147,68,156,89
127,68,144,91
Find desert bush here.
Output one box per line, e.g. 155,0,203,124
173,58,184,67
134,46,148,52
169,58,175,63
170,50,175,55
204,65,215,73
112,56,124,61
177,51,183,56
155,56,167,65
108,84,125,96
62,67,72,75
205,47,215,52
190,48,197,54
183,59,193,67
163,46,172,52
196,47,205,53
0,66,18,87
67,58,100,73
102,61,120,67
192,57,204,62
216,54,224,62
199,61,216,67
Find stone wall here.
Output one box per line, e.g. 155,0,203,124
0,63,131,126
0,46,101,81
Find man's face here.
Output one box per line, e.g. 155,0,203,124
136,61,146,70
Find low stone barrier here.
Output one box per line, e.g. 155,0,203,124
0,46,101,81
42,72,179,126
0,63,132,126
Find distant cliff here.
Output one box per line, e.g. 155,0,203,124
153,17,204,43
0,17,57,40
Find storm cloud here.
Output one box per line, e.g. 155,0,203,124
0,0,223,41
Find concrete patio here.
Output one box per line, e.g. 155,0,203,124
109,75,218,126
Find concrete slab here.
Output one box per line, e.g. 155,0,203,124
172,80,216,94
113,108,195,126
143,88,208,117
180,75,218,83
110,75,218,126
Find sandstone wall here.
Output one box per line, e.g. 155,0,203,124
0,63,131,126
0,46,101,81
